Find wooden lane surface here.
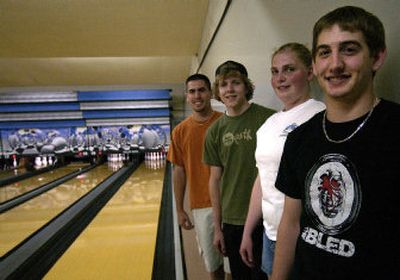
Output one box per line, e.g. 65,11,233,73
0,163,115,257
44,162,165,280
0,164,88,203
0,167,27,180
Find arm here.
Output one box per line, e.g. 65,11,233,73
270,196,301,280
209,165,225,256
240,174,263,267
172,164,193,230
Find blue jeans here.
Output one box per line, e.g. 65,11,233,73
261,231,276,276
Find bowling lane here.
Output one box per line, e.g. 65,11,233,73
45,162,165,280
0,163,88,203
0,163,117,257
0,167,27,180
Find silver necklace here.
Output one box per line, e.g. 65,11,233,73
322,98,379,144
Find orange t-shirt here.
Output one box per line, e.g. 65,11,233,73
167,111,222,209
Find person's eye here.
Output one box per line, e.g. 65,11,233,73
318,48,330,58
341,45,359,55
285,67,295,73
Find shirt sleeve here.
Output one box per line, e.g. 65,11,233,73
167,127,184,166
203,125,222,167
275,134,302,199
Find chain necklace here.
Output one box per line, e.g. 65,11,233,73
322,98,379,144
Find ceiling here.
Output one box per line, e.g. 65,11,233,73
0,0,209,88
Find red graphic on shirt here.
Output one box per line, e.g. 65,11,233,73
318,170,344,218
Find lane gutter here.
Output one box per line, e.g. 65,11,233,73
0,161,138,280
0,163,99,213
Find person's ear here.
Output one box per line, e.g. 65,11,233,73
307,66,314,81
372,48,387,73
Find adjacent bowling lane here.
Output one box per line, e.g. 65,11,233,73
44,162,165,280
0,163,88,203
0,163,118,257
0,167,27,180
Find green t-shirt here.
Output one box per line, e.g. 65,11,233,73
204,103,275,225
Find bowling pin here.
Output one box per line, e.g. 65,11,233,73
12,155,17,168
48,156,53,165
35,156,42,167
42,156,47,167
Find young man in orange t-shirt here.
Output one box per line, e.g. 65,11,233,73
167,74,227,280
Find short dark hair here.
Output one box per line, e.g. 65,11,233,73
213,60,254,101
185,73,211,91
312,6,386,59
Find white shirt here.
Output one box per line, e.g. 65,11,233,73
255,99,325,240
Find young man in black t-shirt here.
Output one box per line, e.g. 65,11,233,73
271,6,400,280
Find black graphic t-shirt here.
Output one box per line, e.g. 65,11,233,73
276,99,400,280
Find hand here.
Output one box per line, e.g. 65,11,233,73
213,227,226,256
239,233,255,267
177,210,194,230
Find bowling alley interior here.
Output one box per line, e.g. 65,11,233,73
0,1,399,279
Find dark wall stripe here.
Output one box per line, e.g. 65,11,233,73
0,120,85,129
78,90,171,101
0,112,82,122
0,103,80,113
85,117,170,126
82,109,170,119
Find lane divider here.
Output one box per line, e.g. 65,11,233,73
0,163,98,214
0,164,64,188
0,161,138,280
